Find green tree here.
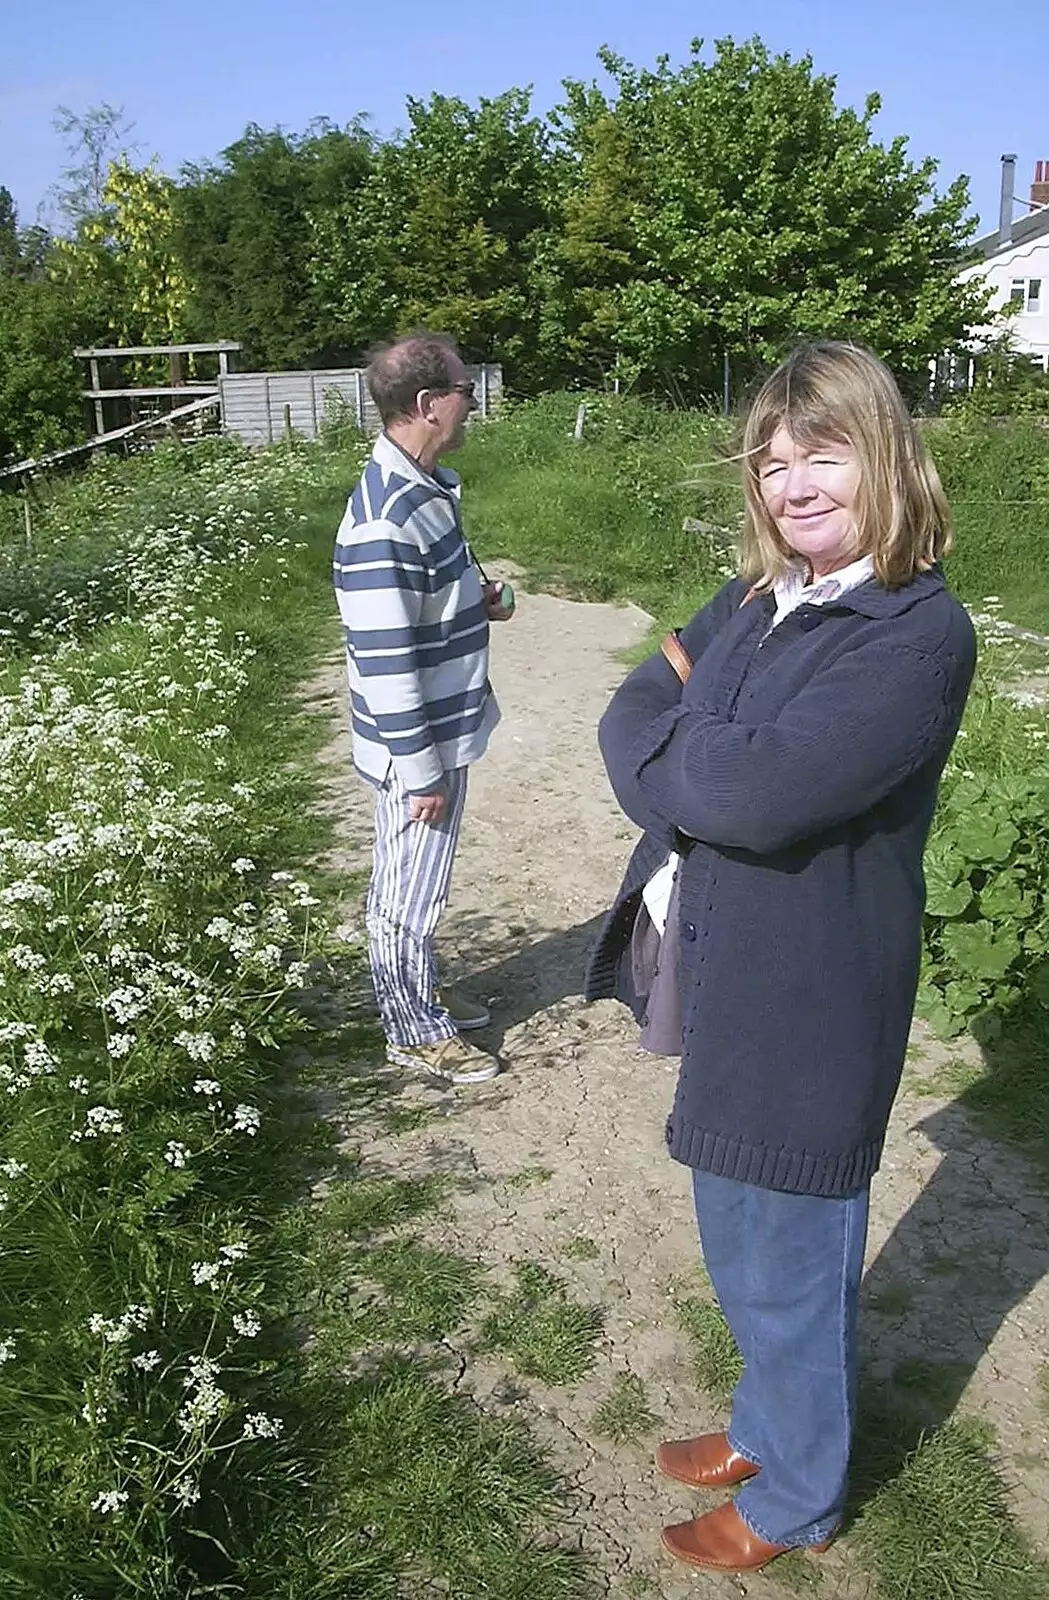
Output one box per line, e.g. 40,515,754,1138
0,276,85,463
0,187,18,276
549,38,991,400
309,90,559,388
50,102,136,233
175,120,374,368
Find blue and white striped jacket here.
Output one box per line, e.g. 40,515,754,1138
333,432,500,793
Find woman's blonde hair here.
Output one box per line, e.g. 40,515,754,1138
738,341,953,589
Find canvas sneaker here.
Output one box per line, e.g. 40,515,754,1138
386,1034,500,1085
438,986,491,1032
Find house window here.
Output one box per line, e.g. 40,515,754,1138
1007,277,1043,313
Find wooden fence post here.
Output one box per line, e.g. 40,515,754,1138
574,403,587,441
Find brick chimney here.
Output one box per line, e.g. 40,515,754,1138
1032,159,1049,210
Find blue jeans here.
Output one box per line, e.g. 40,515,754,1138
692,1169,870,1547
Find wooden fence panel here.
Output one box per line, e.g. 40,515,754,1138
220,364,501,446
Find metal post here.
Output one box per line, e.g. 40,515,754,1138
283,402,293,443
354,370,365,431
722,349,731,416
574,403,587,441
480,364,489,418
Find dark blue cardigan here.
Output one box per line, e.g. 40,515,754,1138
586,570,976,1197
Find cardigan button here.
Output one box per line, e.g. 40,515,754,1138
799,611,820,631
683,922,697,941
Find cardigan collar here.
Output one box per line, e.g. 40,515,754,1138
746,566,948,622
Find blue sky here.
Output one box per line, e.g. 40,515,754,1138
2,0,1044,235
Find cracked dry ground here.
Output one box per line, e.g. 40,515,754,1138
314,582,1049,1599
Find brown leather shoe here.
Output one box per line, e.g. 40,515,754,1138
655,1431,759,1489
661,1500,835,1573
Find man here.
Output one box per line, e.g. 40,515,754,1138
333,332,513,1085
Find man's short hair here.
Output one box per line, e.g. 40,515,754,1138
366,332,461,425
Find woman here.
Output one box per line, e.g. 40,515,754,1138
586,342,975,1573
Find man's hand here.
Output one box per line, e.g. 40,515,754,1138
484,580,515,622
409,788,448,825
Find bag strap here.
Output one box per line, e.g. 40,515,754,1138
660,631,693,684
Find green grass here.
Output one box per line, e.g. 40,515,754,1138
852,1415,1049,1600
344,1237,484,1346
866,1283,915,1318
0,431,592,1600
506,1164,554,1190
673,1294,744,1402
1037,1366,1049,1413
892,1358,973,1412
481,1262,604,1384
591,1373,659,1444
561,1235,601,1261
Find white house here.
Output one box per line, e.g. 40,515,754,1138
956,154,1049,372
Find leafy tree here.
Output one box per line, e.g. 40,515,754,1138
0,187,17,276
309,90,559,388
175,120,374,368
548,39,992,400
0,276,85,463
50,103,136,232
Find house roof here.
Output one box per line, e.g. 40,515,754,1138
973,204,1049,260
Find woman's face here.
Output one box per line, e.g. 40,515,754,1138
758,424,862,578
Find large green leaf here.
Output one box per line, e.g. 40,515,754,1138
949,815,1019,864
941,921,1021,980
925,856,974,918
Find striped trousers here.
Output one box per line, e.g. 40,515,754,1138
365,766,468,1047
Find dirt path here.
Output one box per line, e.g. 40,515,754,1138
314,578,1049,1598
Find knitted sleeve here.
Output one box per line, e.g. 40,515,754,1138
598,579,744,836
626,637,974,854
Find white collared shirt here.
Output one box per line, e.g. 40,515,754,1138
770,553,876,631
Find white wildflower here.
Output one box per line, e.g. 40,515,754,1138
242,1411,283,1440
193,1078,221,1098
219,1242,248,1263
68,1075,90,1094
81,1105,124,1138
106,1033,135,1060
164,1141,190,1169
9,945,46,972
91,1489,129,1514
172,1476,200,1507
24,1039,55,1073
0,1159,27,1179
232,1309,261,1338
132,1349,161,1372
0,1336,15,1363
191,1260,221,1287
230,857,254,875
231,1103,260,1135
174,1030,216,1063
